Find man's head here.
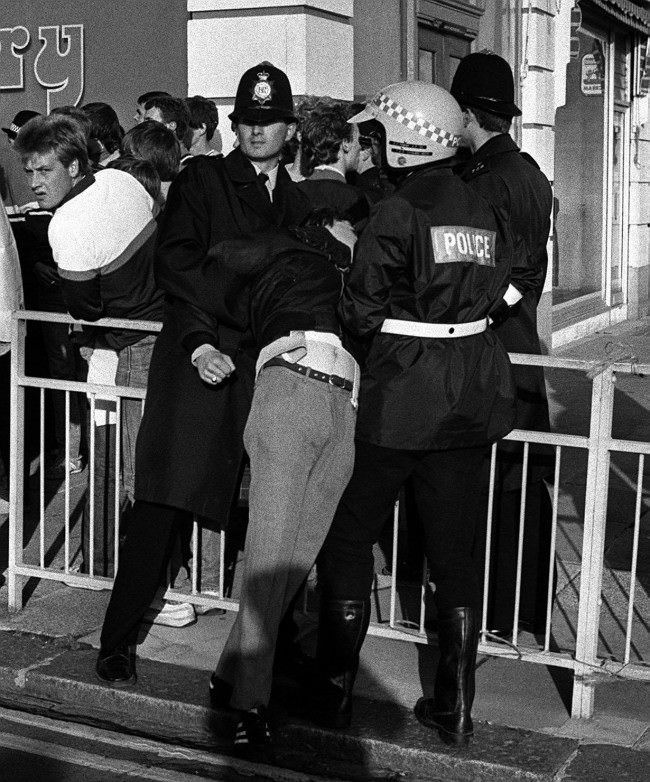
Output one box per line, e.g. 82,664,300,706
107,155,161,204
300,100,362,177
81,102,124,158
134,90,170,124
230,62,298,168
185,95,220,152
14,114,90,209
143,96,190,147
348,82,462,171
121,120,181,182
451,51,520,138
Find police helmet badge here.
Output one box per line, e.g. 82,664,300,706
252,71,273,105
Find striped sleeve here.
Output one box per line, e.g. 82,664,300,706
48,214,103,321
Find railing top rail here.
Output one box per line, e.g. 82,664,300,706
13,310,162,333
11,311,650,375
508,352,650,375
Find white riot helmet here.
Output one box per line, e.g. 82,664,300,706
349,81,462,169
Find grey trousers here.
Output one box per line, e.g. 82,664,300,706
216,365,356,710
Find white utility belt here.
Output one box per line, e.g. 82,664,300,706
381,317,488,339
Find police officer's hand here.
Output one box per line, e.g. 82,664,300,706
327,219,357,255
195,348,235,385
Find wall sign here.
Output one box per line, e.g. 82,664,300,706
0,25,84,112
581,53,603,96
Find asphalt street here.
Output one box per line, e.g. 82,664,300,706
0,706,342,782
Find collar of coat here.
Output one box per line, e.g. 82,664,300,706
55,172,96,211
463,133,519,178
223,146,290,187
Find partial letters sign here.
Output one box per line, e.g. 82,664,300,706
0,26,30,89
431,226,496,267
0,24,84,111
581,53,603,96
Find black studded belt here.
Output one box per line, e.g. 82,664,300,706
262,356,354,392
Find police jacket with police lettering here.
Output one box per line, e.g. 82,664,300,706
340,160,516,450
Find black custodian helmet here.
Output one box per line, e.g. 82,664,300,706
229,62,297,124
450,51,522,118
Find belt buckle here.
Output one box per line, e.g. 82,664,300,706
329,374,346,389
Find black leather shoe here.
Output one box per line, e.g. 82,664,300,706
209,672,233,709
233,705,275,764
96,645,136,687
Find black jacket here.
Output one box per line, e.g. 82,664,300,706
134,149,312,525
178,228,347,354
455,134,553,483
341,161,516,450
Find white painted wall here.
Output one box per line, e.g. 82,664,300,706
187,1,354,152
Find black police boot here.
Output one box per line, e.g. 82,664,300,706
414,606,479,746
311,598,370,729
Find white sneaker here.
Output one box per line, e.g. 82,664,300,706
144,600,196,628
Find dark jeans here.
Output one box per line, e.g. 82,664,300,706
115,336,155,503
318,440,490,613
81,335,155,577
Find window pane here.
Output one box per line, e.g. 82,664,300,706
553,30,606,304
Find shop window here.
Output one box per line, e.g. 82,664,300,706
553,16,632,317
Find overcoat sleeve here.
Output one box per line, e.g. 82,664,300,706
339,196,413,337
154,162,217,313
469,170,544,298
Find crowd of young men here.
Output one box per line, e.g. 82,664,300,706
3,52,553,763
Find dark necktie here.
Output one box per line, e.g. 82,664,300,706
257,171,271,203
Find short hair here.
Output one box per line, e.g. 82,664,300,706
50,105,93,140
137,90,171,106
295,94,336,131
460,104,511,134
106,155,161,204
14,113,91,175
143,95,190,145
121,120,180,181
300,100,356,177
81,102,124,154
185,96,219,142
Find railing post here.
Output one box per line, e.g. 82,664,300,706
8,314,26,611
571,367,614,718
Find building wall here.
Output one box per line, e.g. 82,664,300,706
352,0,404,99
0,0,188,130
0,0,188,207
187,0,354,154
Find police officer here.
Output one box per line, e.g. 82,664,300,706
96,63,312,686
451,52,554,637
312,82,516,746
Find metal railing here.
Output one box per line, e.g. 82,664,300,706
7,310,649,720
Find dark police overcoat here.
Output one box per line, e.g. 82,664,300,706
340,161,516,451
456,134,553,486
134,149,311,526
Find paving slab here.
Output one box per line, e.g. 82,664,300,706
561,743,650,782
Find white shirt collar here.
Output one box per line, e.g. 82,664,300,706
314,164,346,179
